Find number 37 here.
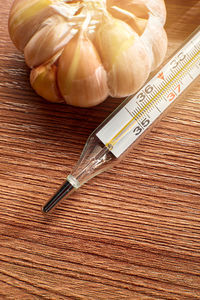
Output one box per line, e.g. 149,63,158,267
167,84,181,102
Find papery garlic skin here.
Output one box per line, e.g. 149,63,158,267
24,15,78,68
9,0,168,107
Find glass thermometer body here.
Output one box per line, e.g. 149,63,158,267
43,26,200,213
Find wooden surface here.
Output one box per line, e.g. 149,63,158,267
0,0,200,299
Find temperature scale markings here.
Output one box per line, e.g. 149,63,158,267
106,48,200,148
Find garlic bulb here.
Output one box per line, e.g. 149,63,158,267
9,0,167,107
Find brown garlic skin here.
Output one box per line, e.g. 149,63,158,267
8,0,168,107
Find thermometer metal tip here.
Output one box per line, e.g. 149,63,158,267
42,180,74,213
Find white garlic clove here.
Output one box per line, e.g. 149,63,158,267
57,33,109,107
8,0,82,51
107,0,149,20
141,14,168,71
107,0,166,25
30,51,63,103
30,64,63,103
107,38,151,97
108,5,148,36
9,0,56,51
95,17,135,71
106,0,167,71
24,15,78,68
141,0,167,25
95,16,151,97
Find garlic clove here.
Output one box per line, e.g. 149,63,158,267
108,5,147,36
142,0,166,25
107,0,166,25
57,33,109,107
30,53,63,103
95,17,135,71
108,38,151,97
107,0,149,20
8,0,81,51
106,0,167,71
9,0,55,51
141,14,168,70
95,16,151,97
24,15,78,68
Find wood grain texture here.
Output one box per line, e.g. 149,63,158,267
0,0,200,299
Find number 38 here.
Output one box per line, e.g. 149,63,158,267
170,52,186,69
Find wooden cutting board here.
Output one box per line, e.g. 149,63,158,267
0,0,200,299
